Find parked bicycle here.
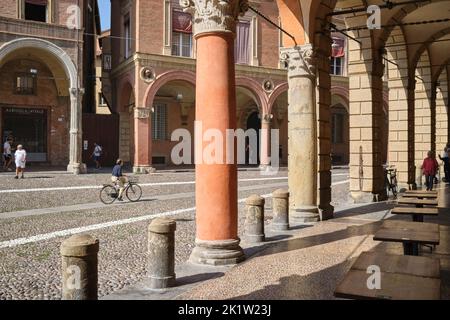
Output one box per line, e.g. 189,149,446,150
99,176,142,204
385,166,398,198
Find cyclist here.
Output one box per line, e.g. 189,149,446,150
111,159,127,201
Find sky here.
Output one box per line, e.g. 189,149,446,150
98,0,111,31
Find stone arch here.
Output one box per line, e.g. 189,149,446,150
235,76,268,114
0,37,78,91
144,70,196,108
267,82,288,113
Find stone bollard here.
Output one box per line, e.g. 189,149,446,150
416,166,423,188
244,195,265,243
61,234,99,300
148,218,176,289
272,189,289,231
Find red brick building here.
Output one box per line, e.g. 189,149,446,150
0,0,100,172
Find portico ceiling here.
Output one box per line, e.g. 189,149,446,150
334,0,450,78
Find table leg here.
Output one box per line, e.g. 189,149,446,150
412,242,419,256
403,243,413,255
413,214,424,222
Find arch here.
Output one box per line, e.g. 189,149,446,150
144,70,196,108
267,82,288,113
0,37,78,89
331,85,349,102
235,76,268,114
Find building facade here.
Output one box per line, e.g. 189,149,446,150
0,0,99,172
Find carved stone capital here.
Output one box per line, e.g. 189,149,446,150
69,87,85,99
134,107,151,119
180,0,248,36
280,44,317,79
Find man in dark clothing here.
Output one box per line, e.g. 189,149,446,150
111,159,127,201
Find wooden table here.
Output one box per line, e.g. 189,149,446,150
405,190,437,194
397,198,438,208
334,252,441,300
373,221,440,255
401,193,438,199
391,207,439,222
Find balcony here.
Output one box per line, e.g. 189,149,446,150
0,16,82,43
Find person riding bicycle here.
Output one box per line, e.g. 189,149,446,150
111,159,127,201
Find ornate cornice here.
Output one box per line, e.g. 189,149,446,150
280,44,316,79
180,0,248,36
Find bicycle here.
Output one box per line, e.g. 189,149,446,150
99,176,142,204
385,167,398,198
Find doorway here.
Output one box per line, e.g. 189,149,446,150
246,111,260,165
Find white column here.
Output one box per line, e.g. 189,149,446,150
67,87,87,174
281,44,319,223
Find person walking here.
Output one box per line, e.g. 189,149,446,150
92,143,103,169
111,159,127,201
422,151,439,191
438,146,449,183
14,144,27,179
3,137,13,172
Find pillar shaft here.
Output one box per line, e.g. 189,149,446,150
133,108,154,174
281,45,319,223
260,117,271,168
184,0,247,265
67,88,86,174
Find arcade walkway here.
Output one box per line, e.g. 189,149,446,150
106,186,450,300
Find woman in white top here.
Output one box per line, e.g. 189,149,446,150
14,144,26,179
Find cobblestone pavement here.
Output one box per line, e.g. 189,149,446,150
0,168,350,300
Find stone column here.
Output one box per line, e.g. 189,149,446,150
133,107,155,174
281,45,319,223
67,88,87,174
182,0,248,265
260,115,271,168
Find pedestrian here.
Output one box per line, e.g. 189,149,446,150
422,151,439,191
111,159,127,201
438,146,449,183
3,137,13,172
14,144,27,179
92,143,103,169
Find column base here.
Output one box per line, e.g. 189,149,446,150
289,205,320,223
67,163,87,174
319,203,334,221
189,238,245,266
133,166,156,174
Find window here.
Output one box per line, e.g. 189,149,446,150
124,15,131,59
330,57,343,75
15,74,36,95
24,0,48,22
235,21,250,64
172,10,192,57
152,103,168,140
331,113,344,144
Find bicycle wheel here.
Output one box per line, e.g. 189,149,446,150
100,185,118,204
126,183,142,202
391,177,398,198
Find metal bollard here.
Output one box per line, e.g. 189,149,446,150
244,195,265,243
272,189,289,231
148,218,176,289
61,234,99,300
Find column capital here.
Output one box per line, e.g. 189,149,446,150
134,107,151,119
280,44,316,79
69,87,85,98
180,0,248,37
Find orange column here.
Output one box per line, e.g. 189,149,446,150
133,108,154,174
185,0,247,265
